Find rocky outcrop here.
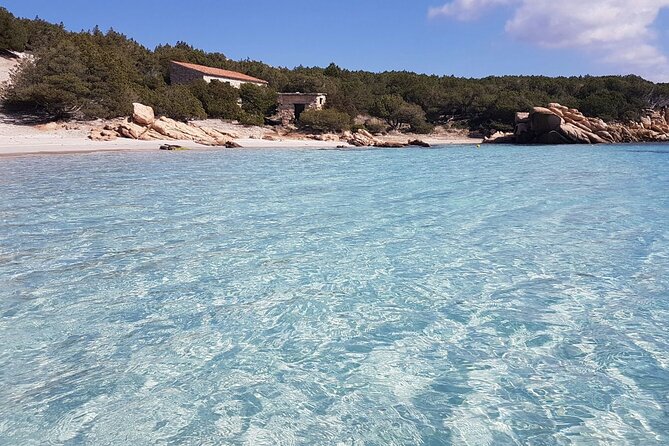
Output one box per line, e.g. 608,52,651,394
132,102,155,126
89,103,238,146
344,129,382,147
485,103,669,144
341,129,431,148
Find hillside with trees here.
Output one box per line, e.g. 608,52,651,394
1,7,668,134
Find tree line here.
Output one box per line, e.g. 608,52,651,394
1,7,668,133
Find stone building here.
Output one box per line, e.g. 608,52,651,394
277,93,327,124
169,61,268,88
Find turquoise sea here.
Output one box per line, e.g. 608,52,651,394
1,144,668,445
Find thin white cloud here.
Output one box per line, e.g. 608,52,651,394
429,0,669,81
428,0,515,20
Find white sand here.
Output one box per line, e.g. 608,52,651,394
0,55,21,86
0,119,481,158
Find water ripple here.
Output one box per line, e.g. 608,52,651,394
1,145,668,444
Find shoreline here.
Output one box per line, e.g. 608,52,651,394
0,111,482,158
0,131,482,158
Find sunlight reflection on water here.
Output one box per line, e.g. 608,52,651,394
1,144,668,445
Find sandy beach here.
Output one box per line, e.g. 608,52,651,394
0,119,481,157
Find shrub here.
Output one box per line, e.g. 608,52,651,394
299,109,351,132
238,112,264,126
369,94,430,131
151,85,206,121
364,118,387,134
240,83,277,117
189,79,240,119
4,41,90,119
410,120,434,134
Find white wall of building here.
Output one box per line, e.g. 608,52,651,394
202,76,264,89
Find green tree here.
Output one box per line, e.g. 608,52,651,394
0,8,28,51
239,83,277,118
369,94,430,131
190,79,241,119
150,84,206,121
3,9,668,129
299,109,351,132
5,40,89,118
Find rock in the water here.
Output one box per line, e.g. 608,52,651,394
558,123,592,144
530,107,563,134
375,141,407,148
224,141,242,148
536,130,570,145
159,144,188,151
132,103,155,126
408,139,430,147
505,102,669,144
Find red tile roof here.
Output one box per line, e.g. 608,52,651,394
171,61,268,84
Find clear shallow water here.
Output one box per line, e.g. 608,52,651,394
1,144,668,445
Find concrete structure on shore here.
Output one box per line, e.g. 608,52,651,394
277,93,327,124
169,61,268,88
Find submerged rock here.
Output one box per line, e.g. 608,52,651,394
159,144,188,151
408,139,431,148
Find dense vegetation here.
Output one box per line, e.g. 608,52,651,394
2,7,668,132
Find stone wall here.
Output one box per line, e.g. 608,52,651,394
169,62,205,85
277,93,326,125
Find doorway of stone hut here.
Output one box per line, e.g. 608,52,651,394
294,104,306,121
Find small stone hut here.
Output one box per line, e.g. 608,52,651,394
169,61,268,88
277,93,327,124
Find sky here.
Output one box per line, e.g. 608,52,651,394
2,0,669,82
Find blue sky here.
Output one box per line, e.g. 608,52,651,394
3,0,669,81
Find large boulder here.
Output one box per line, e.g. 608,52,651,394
89,103,241,147
558,123,589,143
132,103,155,126
514,122,533,144
515,112,530,124
563,110,585,122
149,118,189,140
536,130,570,145
118,120,150,139
346,129,382,147
595,130,615,142
515,122,530,136
530,107,563,134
